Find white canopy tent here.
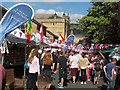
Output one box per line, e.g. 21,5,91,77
6,28,49,46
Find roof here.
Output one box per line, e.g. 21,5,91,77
34,14,62,19
0,4,8,10
46,30,58,38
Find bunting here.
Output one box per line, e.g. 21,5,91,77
58,33,64,44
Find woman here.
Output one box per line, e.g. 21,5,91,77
42,50,53,77
79,54,89,84
27,48,40,90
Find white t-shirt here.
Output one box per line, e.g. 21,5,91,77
70,55,79,68
76,54,82,60
28,56,40,74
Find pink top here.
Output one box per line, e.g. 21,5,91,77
28,56,40,75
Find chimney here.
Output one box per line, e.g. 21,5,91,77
54,12,57,19
63,12,65,19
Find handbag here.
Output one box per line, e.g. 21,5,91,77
24,59,29,69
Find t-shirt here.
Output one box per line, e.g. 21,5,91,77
76,54,82,61
70,55,79,68
28,56,40,75
53,54,57,63
94,63,101,71
106,62,116,78
57,56,67,69
79,57,89,69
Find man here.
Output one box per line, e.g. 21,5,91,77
93,59,102,85
56,51,68,89
103,57,117,89
70,51,80,84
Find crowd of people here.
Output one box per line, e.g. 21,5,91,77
1,47,120,90
25,47,120,90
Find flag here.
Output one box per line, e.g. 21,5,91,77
27,20,32,42
50,38,53,44
40,24,45,42
58,33,64,44
94,44,99,49
36,29,41,41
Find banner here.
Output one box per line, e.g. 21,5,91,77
0,3,34,44
67,35,75,42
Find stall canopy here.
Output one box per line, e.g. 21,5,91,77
6,28,49,47
109,47,120,61
102,47,115,53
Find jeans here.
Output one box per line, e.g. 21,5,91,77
27,73,38,90
107,76,116,90
81,69,86,82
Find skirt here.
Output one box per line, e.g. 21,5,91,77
71,68,78,76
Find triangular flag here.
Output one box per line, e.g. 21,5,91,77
58,33,64,43
40,24,45,42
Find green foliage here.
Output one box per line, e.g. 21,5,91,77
77,2,118,44
70,24,87,34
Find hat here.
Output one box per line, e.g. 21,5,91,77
38,49,42,54
112,56,117,59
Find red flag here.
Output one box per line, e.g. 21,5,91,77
58,33,64,43
50,38,53,44
40,24,45,42
27,32,31,42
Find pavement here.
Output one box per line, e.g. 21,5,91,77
51,72,107,89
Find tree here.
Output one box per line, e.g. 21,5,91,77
77,2,118,44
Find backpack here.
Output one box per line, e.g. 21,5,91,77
94,63,101,71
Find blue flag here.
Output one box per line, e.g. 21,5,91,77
0,3,34,44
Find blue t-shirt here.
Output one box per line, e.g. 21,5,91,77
106,62,116,78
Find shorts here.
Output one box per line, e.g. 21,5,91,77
71,68,78,76
95,71,100,78
59,68,67,79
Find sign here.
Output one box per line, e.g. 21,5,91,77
67,35,75,42
0,3,34,44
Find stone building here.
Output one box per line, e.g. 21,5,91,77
33,13,70,40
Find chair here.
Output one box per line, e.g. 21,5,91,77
5,69,24,89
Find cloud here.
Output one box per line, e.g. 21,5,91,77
35,9,84,23
57,6,63,10
36,9,56,14
70,14,84,23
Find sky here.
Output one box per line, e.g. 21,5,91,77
0,0,93,23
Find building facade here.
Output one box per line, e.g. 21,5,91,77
33,13,70,40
